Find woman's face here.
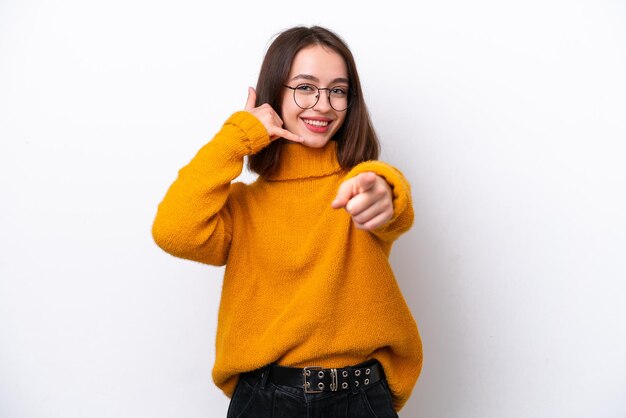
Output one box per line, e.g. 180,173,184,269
281,45,349,148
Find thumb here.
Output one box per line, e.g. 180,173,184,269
244,87,257,110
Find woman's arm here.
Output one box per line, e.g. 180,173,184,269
151,111,270,265
333,161,414,243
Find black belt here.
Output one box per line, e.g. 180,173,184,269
244,359,384,394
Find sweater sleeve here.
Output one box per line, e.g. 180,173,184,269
151,111,270,266
344,160,414,243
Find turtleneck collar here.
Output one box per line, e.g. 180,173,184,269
264,140,343,181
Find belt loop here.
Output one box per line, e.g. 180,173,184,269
259,364,271,390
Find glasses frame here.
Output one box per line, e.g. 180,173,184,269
283,83,352,112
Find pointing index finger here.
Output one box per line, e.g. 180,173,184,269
332,177,356,209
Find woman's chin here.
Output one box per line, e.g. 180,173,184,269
301,135,332,148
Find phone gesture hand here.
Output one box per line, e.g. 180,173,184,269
244,87,304,144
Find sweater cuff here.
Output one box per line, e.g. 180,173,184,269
224,111,271,154
345,161,411,224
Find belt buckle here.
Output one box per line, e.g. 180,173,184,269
303,366,323,394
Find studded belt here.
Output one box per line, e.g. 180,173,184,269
244,359,384,394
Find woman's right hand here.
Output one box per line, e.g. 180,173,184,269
244,87,304,144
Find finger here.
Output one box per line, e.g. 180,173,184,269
353,210,393,231
273,127,304,143
345,190,391,218
271,111,284,128
343,191,370,215
332,177,358,209
345,192,385,218
332,172,378,209
351,199,392,225
345,180,391,214
354,172,377,194
244,87,257,110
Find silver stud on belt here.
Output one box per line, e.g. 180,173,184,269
303,365,375,393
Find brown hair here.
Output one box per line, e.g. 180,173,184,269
248,26,380,177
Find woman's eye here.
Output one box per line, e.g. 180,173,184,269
296,84,315,92
331,87,348,96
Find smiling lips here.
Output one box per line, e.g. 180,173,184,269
302,118,331,133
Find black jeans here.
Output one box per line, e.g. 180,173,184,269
226,361,399,418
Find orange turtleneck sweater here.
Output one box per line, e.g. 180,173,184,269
152,111,422,411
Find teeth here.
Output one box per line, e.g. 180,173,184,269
304,119,329,127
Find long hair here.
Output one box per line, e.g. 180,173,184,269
248,26,380,177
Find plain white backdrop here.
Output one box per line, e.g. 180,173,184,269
1,0,625,417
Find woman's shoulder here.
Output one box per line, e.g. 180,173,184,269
347,160,410,182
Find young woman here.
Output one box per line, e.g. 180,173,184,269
152,25,422,417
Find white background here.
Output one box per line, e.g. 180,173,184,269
1,1,625,417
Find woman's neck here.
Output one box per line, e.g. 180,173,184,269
264,141,343,181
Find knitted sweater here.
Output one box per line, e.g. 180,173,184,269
152,111,422,411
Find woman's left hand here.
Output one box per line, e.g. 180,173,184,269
332,172,393,230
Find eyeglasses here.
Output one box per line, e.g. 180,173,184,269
284,83,352,111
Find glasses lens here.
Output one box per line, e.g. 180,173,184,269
328,86,349,111
293,84,318,109
292,84,351,111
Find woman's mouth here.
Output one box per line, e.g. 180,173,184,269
302,118,331,133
